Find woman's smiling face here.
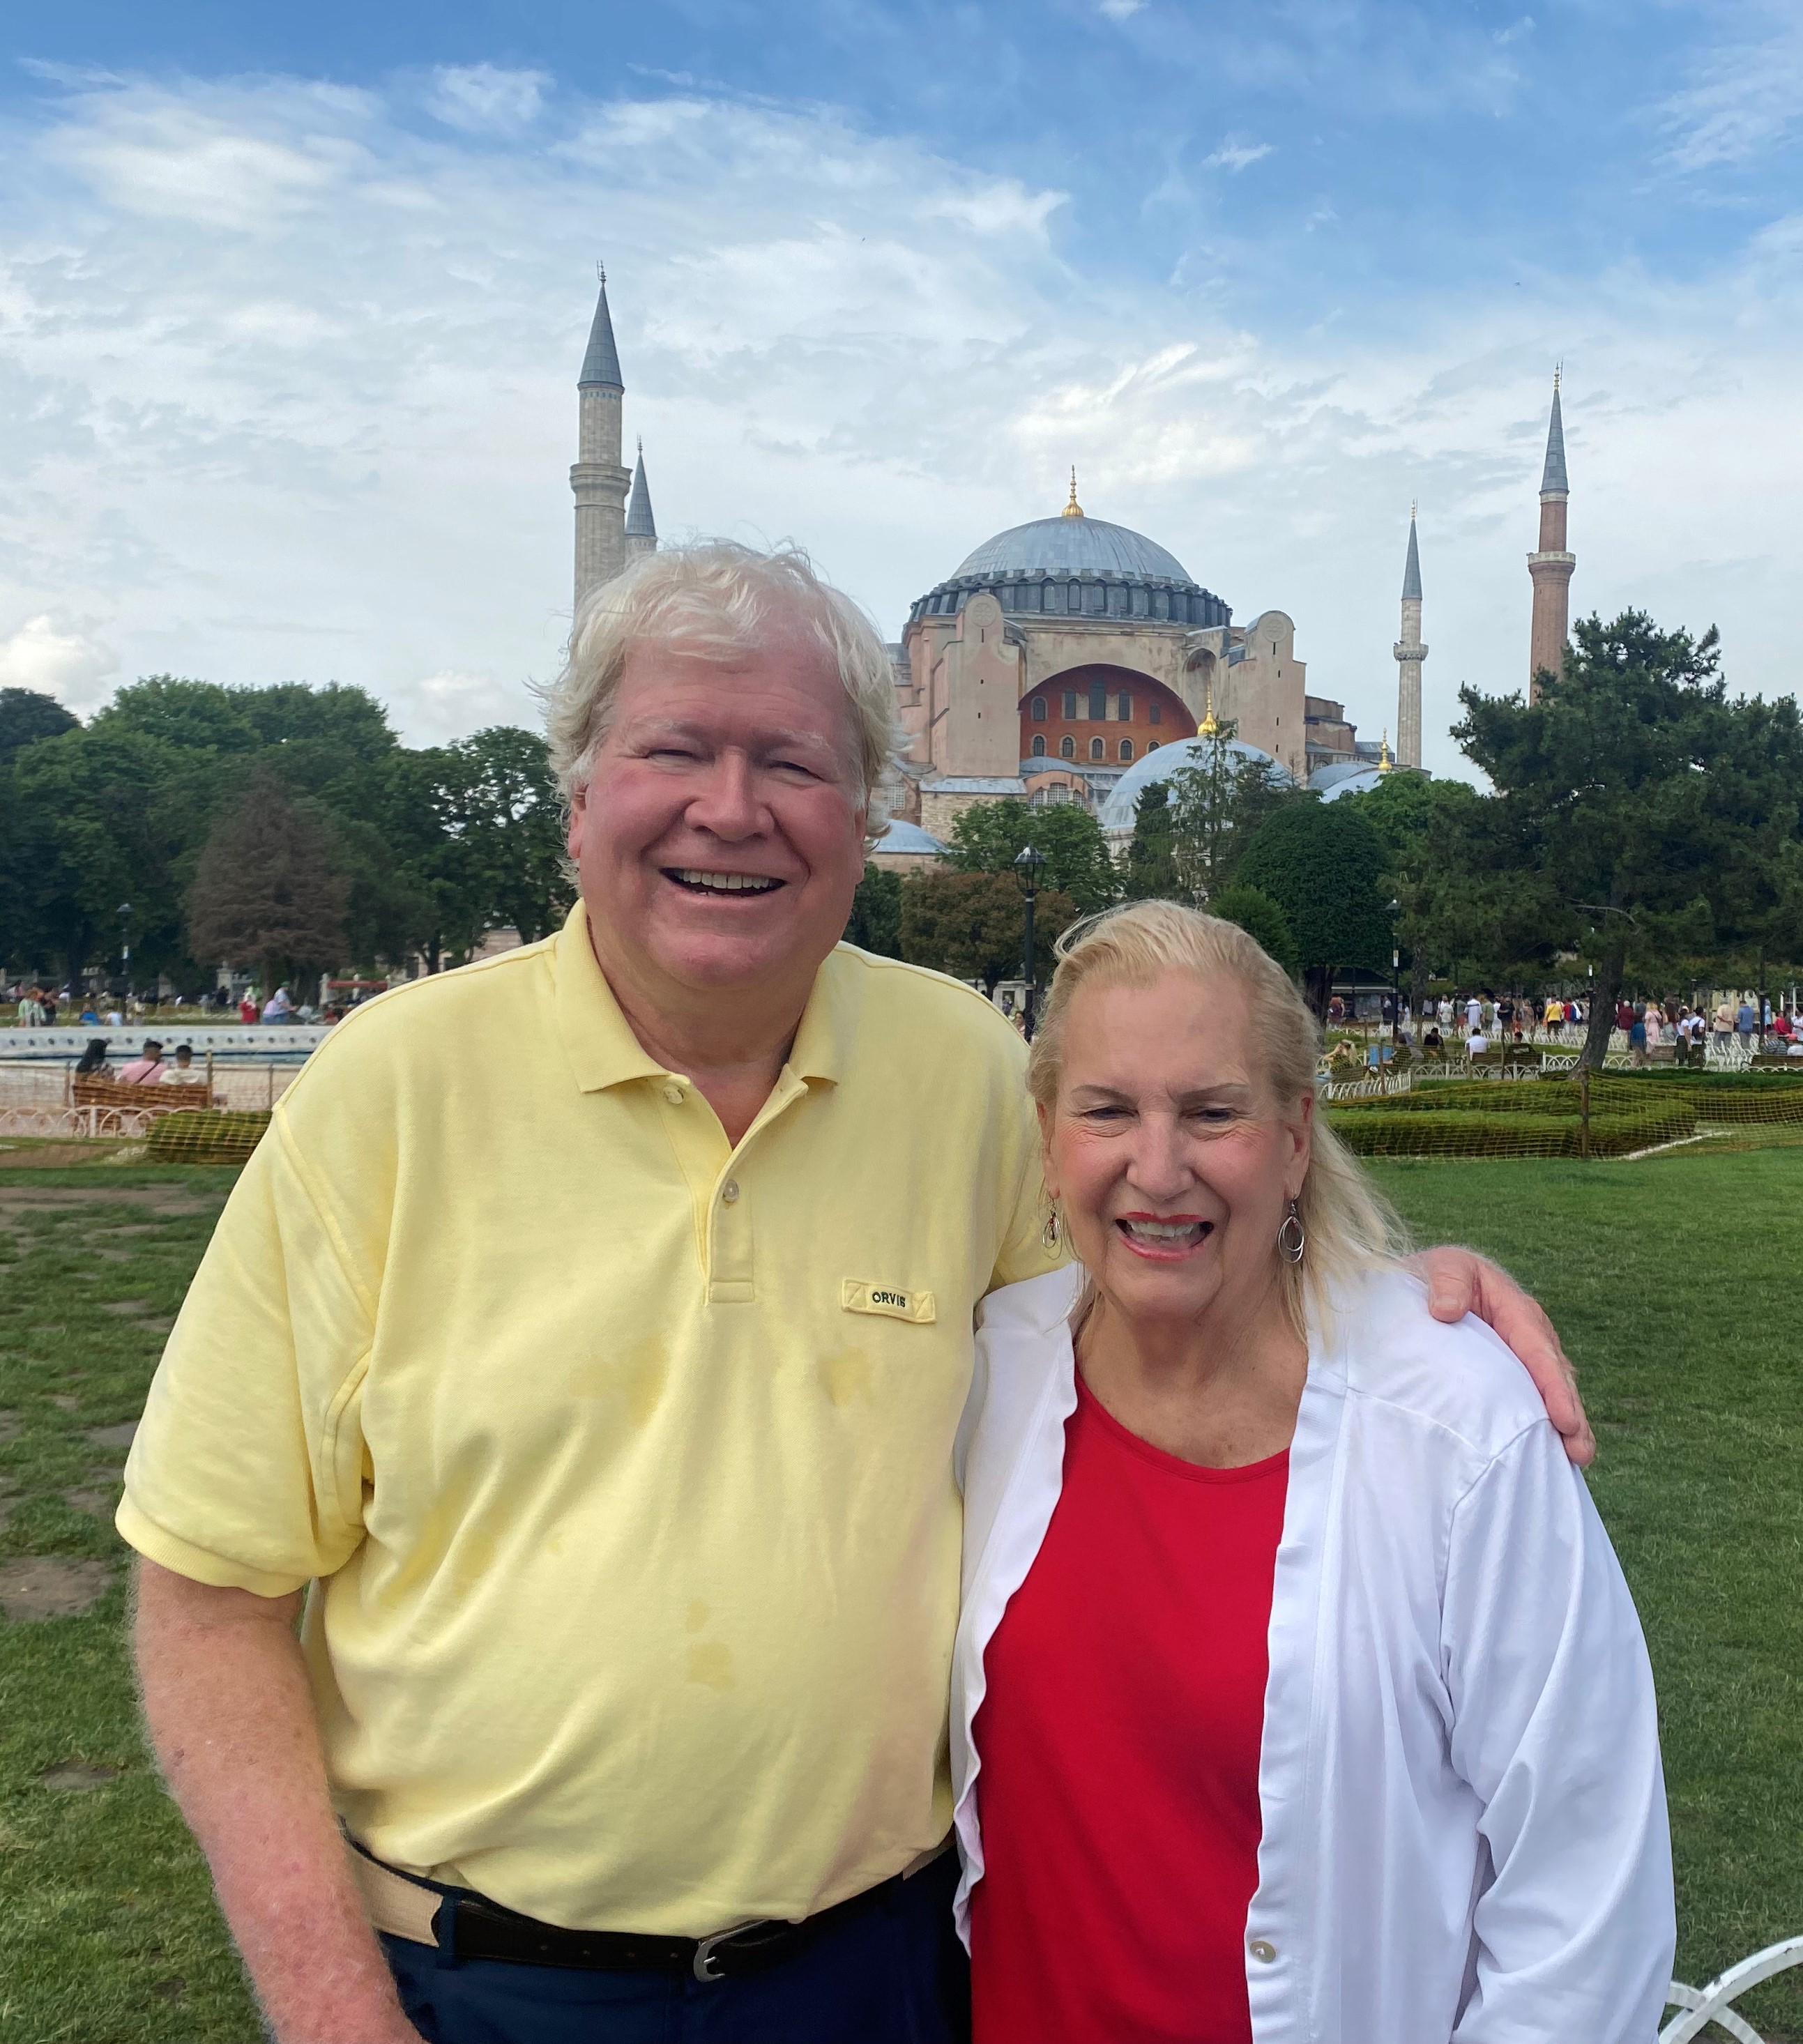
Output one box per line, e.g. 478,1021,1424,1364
1042,969,1313,1332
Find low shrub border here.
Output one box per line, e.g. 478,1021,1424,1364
1329,1104,1697,1159
144,1108,273,1166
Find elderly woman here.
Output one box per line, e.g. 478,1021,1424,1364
952,903,1673,2044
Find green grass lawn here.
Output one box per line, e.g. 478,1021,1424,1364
1,1145,1799,2041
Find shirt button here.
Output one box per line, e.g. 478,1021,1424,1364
662,1083,684,1105
721,1180,740,1204
1248,1939,1277,1965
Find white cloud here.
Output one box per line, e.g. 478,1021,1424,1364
1100,0,1146,20
1660,7,1803,171
0,614,117,703
427,65,547,136
1204,137,1273,173
0,65,1797,788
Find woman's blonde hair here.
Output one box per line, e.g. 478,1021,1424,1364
539,541,902,839
1026,899,1410,1333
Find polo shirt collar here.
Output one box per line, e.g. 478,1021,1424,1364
554,903,856,1093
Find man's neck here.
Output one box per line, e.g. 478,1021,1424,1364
587,922,814,1147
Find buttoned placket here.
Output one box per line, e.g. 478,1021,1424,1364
651,1065,814,1305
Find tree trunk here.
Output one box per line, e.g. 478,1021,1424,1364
1580,935,1626,1070
1304,963,1332,1020
1410,947,1431,1031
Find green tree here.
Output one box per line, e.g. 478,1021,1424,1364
844,862,903,956
186,767,349,993
899,869,1080,995
1236,800,1394,1015
1164,725,1303,901
0,688,77,763
1123,782,1180,900
1348,771,1495,1016
945,798,1119,913
89,676,261,755
1453,610,1803,1067
1209,883,1300,974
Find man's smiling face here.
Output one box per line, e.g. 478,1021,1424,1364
568,619,869,1005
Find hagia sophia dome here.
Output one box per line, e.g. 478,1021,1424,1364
952,514,1193,585
908,475,1231,628
1097,733,1295,835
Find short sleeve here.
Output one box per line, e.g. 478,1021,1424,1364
116,1113,375,1597
986,1056,1067,1292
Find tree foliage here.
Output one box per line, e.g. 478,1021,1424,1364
899,870,1080,994
945,798,1119,913
1163,725,1304,901
0,674,575,992
844,862,903,957
1235,800,1394,1012
1452,610,1803,1065
1123,781,1180,901
1208,884,1300,974
186,768,349,993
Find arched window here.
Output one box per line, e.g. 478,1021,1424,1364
1030,696,1047,721
1031,734,1047,756
1089,736,1104,761
1060,734,1075,758
1088,682,1106,722
1147,740,1159,753
1119,739,1134,762
1061,692,1078,720
1148,698,1163,724
1118,692,1133,722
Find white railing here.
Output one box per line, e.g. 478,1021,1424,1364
1661,1934,1803,2043
0,1105,158,1141
1319,1068,1415,1101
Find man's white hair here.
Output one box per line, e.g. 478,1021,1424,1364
542,542,902,835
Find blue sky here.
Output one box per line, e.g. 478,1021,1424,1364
2,1,1799,775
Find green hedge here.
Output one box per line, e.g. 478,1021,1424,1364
144,1108,273,1166
1329,1103,1697,1159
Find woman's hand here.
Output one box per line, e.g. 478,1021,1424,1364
1409,1248,1595,1466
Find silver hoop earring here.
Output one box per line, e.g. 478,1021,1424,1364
1277,1198,1306,1265
1041,1205,1063,1251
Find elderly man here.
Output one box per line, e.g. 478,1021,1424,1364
124,544,1590,2044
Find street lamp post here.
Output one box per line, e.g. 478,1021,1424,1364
118,902,133,1005
1387,899,1402,1048
1014,844,1047,1041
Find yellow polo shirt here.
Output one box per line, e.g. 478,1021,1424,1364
119,904,1056,1934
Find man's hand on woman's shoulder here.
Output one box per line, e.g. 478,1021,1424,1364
1408,1247,1596,1467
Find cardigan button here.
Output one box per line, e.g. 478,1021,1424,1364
1248,1938,1277,1964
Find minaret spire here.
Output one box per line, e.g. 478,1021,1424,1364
624,437,657,564
1527,368,1574,698
1393,503,1427,768
570,266,631,617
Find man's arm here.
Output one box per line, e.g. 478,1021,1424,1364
132,1559,421,2044
1409,1248,1595,1466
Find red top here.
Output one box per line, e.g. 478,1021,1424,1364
968,1375,1289,2044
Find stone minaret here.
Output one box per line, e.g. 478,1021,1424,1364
1527,369,1574,698
624,438,657,565
1394,504,1427,768
570,270,631,618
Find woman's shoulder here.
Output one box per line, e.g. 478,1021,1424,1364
1323,1265,1555,1467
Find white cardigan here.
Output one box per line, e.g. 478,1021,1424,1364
951,1265,1675,2044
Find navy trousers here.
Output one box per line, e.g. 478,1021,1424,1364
381,1853,971,2044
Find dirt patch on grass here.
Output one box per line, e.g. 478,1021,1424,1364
0,1557,115,1620
0,1187,215,1217
100,1299,157,1317
0,1410,20,1444
86,1420,139,1451
38,1762,123,1791
63,1485,119,1518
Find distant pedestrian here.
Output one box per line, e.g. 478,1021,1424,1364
162,1046,206,1087
261,985,294,1025
1628,1012,1647,1067
73,1039,110,1077
1735,999,1756,1048
117,1039,168,1085
239,993,258,1025
1465,994,1482,1032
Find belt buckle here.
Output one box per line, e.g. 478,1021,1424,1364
692,1925,744,1983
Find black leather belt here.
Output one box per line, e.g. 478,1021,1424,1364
370,1847,947,1983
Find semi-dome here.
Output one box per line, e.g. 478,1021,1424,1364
1097,734,1293,833
1316,765,1384,804
954,516,1192,585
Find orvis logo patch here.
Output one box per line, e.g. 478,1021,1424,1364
842,1279,936,1325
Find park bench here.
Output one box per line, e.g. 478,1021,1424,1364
71,1076,215,1116
1662,1932,1803,2041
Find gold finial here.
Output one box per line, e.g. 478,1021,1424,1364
1062,466,1084,518
1410,498,1417,521
1554,360,1562,390
598,260,607,284
1200,680,1219,737
1378,729,1393,772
